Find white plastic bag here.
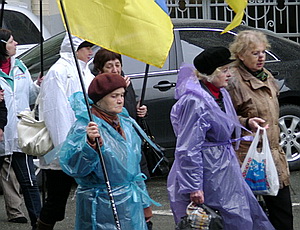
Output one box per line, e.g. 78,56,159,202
241,127,279,196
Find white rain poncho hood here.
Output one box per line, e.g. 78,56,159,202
59,33,84,59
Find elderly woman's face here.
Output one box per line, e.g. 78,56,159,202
238,42,266,72
96,87,125,115
211,64,232,88
102,59,122,75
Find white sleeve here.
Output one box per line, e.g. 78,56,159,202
39,66,76,147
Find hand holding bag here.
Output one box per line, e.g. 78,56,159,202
176,202,223,230
241,127,279,196
17,99,53,156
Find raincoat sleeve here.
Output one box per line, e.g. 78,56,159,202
171,94,210,194
59,119,100,177
40,68,75,147
29,78,40,105
17,59,39,105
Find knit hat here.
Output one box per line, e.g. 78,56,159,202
193,47,234,75
88,73,127,103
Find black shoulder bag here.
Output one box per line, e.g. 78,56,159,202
139,118,170,177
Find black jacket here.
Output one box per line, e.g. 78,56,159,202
124,83,138,120
0,87,7,131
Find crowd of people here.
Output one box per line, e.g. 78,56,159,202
0,26,294,230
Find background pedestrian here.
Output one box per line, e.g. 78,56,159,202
228,30,294,230
93,49,150,179
37,34,95,230
0,28,42,230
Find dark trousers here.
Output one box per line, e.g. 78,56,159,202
0,153,41,227
263,186,294,230
39,169,74,225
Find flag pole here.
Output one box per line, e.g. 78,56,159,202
139,64,150,106
39,0,44,77
0,0,6,27
39,0,46,205
59,1,121,229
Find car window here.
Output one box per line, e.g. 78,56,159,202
180,40,204,64
178,29,277,63
3,10,41,45
122,52,171,75
19,32,65,79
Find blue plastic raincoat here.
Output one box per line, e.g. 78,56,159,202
59,93,157,230
167,64,275,230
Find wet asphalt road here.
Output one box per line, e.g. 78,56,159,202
0,171,299,230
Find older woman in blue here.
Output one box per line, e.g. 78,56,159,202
59,73,156,230
167,47,275,230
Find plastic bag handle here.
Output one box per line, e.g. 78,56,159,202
261,127,272,156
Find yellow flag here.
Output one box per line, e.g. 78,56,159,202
222,0,248,34
57,0,174,68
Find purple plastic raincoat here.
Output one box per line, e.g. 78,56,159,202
167,64,275,230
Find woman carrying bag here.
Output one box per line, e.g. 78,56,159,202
167,47,274,230
0,28,42,230
227,30,293,230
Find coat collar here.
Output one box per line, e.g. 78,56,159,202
237,65,271,90
0,57,27,90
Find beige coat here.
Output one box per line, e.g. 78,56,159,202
227,64,290,188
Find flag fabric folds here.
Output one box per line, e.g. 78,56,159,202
222,0,248,34
57,0,174,68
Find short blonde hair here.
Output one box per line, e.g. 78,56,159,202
229,30,271,62
195,68,222,82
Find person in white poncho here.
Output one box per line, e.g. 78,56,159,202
37,33,95,230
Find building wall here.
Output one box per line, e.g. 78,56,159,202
7,0,31,10
31,0,64,36
7,0,64,36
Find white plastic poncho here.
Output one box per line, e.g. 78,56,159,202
59,92,159,230
39,33,95,169
167,64,275,230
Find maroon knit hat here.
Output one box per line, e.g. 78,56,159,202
88,73,127,103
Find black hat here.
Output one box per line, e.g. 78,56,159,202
193,47,234,75
77,41,94,50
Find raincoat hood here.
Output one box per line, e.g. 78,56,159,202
174,63,243,145
174,63,201,100
60,33,85,59
58,91,159,230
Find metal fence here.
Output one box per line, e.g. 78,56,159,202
167,0,300,43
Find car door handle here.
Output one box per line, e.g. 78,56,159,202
153,81,176,91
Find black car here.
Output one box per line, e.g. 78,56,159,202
18,19,300,170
